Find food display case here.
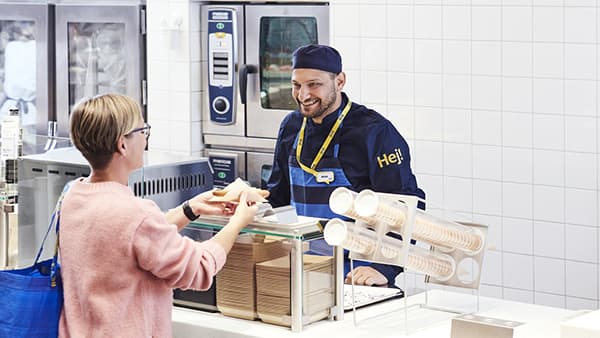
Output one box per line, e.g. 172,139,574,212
180,214,344,332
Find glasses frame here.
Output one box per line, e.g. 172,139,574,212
125,122,151,141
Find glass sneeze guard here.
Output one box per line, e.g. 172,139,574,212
189,214,324,240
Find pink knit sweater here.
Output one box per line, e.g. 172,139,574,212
58,179,226,337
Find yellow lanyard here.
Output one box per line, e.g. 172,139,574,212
296,100,352,184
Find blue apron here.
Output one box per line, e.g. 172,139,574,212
289,132,350,255
288,104,372,273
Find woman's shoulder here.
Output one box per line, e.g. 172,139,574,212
67,179,163,222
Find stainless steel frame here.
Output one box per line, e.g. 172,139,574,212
0,1,54,137
54,2,146,137
190,215,344,332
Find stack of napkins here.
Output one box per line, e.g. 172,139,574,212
256,254,335,326
216,235,288,320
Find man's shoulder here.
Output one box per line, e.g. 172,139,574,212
348,102,392,128
280,110,303,132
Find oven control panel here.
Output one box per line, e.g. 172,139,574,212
208,9,235,125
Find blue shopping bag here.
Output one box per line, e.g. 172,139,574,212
0,258,62,337
0,183,69,338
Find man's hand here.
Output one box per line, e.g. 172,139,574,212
345,266,388,286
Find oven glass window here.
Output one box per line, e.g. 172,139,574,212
0,20,36,133
259,17,317,110
67,22,126,112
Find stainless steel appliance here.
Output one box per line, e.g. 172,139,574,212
0,190,18,269
17,147,213,267
0,1,54,140
54,0,147,137
200,1,330,188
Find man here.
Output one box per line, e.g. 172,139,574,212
267,44,425,287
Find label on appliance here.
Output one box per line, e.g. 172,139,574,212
209,155,236,188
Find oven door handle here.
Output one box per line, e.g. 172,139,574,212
239,64,257,105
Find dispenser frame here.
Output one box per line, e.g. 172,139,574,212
336,191,488,333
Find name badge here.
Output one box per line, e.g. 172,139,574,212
316,171,334,184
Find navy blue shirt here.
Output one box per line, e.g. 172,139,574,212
268,93,425,285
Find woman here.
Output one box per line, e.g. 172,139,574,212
59,93,257,337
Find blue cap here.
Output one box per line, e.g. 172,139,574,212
292,44,342,74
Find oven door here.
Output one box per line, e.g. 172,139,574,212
54,3,146,137
247,151,273,190
0,3,53,139
244,4,329,139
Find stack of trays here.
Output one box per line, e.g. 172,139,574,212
216,235,289,320
256,254,334,327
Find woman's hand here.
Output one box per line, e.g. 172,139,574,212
188,190,236,217
228,191,258,229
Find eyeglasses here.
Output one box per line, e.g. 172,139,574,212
125,122,151,141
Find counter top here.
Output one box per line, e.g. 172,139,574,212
172,289,578,338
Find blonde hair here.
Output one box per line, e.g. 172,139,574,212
70,93,142,170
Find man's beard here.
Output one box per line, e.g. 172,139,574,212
296,88,337,120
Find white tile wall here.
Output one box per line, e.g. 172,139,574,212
473,179,502,215
328,0,600,310
535,292,566,308
534,221,565,259
144,0,600,310
534,257,565,295
146,0,197,155
503,218,532,256
473,145,502,180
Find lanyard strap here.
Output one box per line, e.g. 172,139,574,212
296,99,352,179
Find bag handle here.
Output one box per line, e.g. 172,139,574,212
33,181,72,267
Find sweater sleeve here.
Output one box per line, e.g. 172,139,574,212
132,210,227,291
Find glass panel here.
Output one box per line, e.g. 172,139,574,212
67,22,126,111
0,20,37,135
259,17,318,110
189,216,324,240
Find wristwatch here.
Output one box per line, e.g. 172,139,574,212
182,200,199,221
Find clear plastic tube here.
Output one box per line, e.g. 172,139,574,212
323,218,375,255
352,189,484,254
412,213,484,255
329,187,377,225
353,190,406,227
324,219,456,281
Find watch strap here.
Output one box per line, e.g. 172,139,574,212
182,200,199,221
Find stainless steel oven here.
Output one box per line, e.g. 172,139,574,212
200,1,329,188
0,1,54,141
54,0,146,138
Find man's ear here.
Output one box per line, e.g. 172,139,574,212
335,72,346,91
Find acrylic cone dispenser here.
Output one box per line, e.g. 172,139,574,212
326,187,488,332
